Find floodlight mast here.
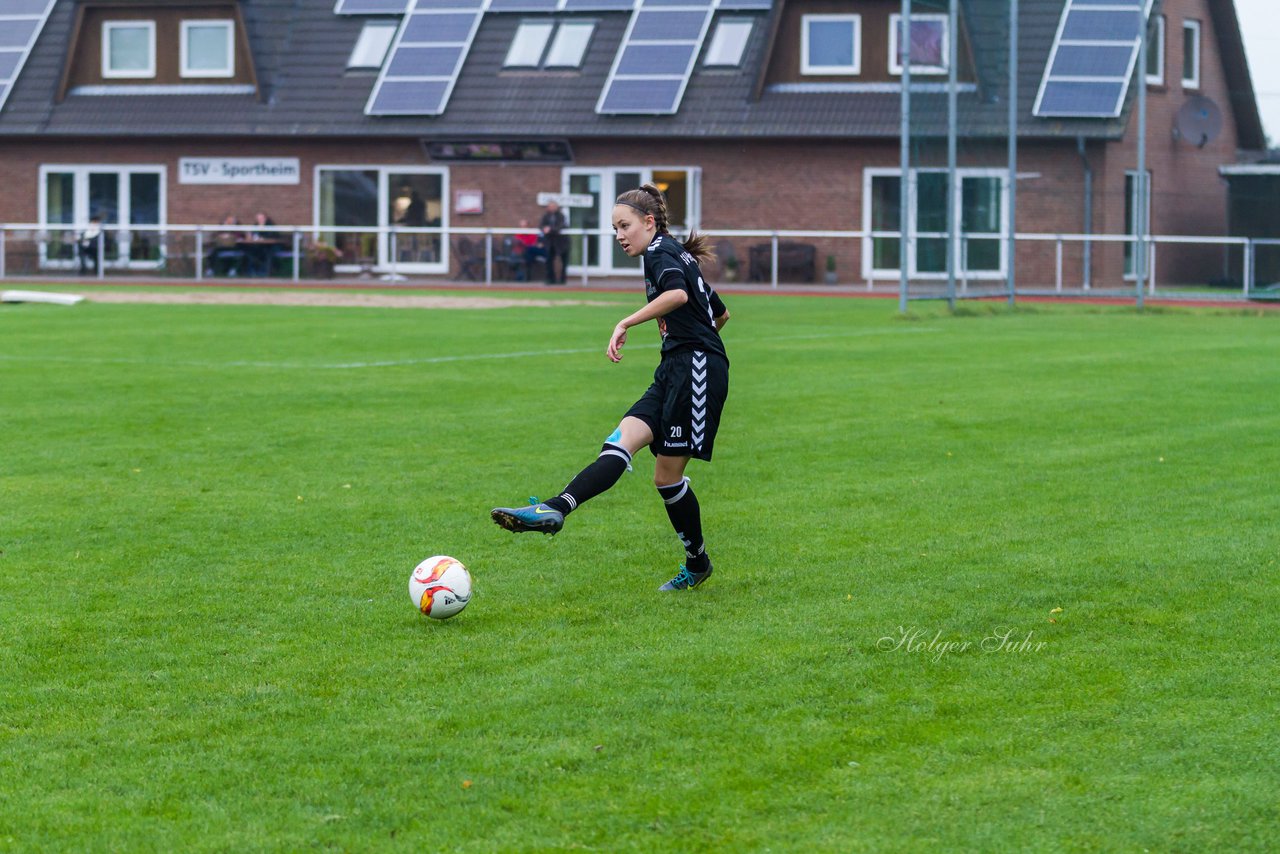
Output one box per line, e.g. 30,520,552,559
1136,6,1148,309
946,0,958,310
1007,0,1018,306
899,0,911,314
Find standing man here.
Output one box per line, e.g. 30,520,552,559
540,200,569,285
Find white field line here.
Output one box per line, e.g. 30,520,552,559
0,327,938,371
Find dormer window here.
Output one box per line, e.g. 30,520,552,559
505,20,595,70
704,18,752,68
801,15,860,76
102,21,155,79
889,14,949,76
181,20,234,77
544,21,593,68
349,20,397,69
505,21,554,67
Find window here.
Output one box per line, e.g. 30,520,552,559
504,21,555,67
544,21,594,68
704,19,752,67
349,21,397,69
39,165,166,268
181,20,234,78
801,15,860,76
890,14,948,76
1146,15,1165,86
864,168,1007,278
102,21,155,79
316,166,447,272
1182,20,1201,89
505,21,594,69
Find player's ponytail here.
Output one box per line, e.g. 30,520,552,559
615,183,716,268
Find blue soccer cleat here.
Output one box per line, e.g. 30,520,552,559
659,561,713,591
491,500,564,535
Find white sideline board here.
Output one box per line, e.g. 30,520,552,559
2,290,85,305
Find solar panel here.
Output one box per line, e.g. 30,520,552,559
596,0,714,115
336,0,775,14
349,0,774,116
365,0,485,115
334,0,412,13
0,0,53,113
1033,0,1154,119
487,0,559,11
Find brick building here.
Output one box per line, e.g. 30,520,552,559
0,0,1265,285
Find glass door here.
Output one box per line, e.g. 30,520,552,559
386,171,444,270
564,166,700,276
39,166,165,269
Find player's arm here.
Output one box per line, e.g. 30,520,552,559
711,294,732,332
607,289,688,362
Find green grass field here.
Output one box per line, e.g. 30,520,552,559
2,289,1277,852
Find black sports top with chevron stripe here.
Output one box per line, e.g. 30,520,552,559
642,234,728,363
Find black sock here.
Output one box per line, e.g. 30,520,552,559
544,443,631,515
657,477,709,571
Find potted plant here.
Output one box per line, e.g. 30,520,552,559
824,254,838,285
309,241,343,279
723,254,739,283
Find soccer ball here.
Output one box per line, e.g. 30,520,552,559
409,555,472,620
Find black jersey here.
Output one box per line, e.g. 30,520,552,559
642,233,728,362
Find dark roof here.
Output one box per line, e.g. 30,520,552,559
0,0,1264,149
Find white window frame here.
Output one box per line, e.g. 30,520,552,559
180,20,235,79
862,167,1009,281
544,21,595,68
801,14,861,76
37,163,167,270
102,20,156,79
889,13,949,77
1182,20,1201,89
704,18,753,68
1146,14,1165,86
312,164,450,274
504,21,555,68
348,21,398,70
560,165,701,276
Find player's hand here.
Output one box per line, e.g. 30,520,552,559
607,323,628,362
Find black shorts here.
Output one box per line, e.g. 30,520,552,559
624,348,729,461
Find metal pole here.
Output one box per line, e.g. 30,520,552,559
1245,241,1253,296
1136,8,1148,309
292,230,301,283
581,231,589,285
1,227,7,281
899,0,912,313
1078,136,1093,290
770,232,779,287
1055,238,1063,292
391,229,399,282
946,0,958,309
1006,0,1018,305
96,231,104,281
484,231,493,285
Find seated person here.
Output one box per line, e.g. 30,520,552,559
77,216,102,274
209,214,244,276
244,211,277,277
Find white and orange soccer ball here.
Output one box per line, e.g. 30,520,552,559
408,555,472,620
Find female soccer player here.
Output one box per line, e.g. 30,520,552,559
491,184,730,591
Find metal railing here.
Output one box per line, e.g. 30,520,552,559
0,222,1271,299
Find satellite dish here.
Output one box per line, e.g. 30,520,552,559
1173,96,1223,148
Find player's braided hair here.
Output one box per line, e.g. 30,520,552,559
615,183,716,267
